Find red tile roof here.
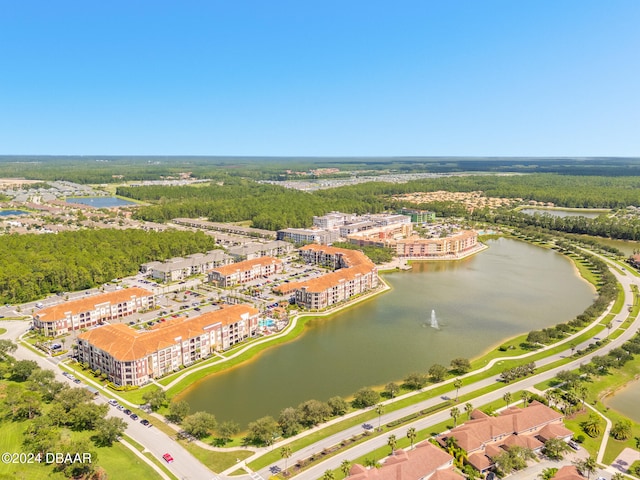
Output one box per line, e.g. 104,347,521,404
78,304,258,361
348,442,461,480
211,257,281,276
36,287,153,323
554,465,584,480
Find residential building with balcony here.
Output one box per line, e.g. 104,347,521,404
394,230,479,259
141,250,231,282
208,256,283,287
33,288,155,336
76,305,259,386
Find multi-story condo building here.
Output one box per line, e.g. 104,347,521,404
141,250,231,282
276,227,339,245
76,305,259,386
208,256,283,287
399,207,436,223
394,230,479,258
274,245,378,309
34,288,155,336
312,211,357,229
227,240,293,261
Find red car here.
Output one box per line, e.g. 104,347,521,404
162,453,174,463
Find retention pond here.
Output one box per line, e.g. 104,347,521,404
178,238,595,427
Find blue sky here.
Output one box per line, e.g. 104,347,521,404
1,0,638,156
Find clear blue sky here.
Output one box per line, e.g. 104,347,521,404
1,0,638,156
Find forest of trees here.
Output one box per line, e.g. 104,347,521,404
0,229,219,303
117,174,640,232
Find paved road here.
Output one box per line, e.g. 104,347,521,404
1,320,216,480
251,256,640,480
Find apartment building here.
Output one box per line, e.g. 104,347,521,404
276,227,339,245
208,256,283,287
312,211,357,229
33,287,155,336
227,240,293,261
76,305,259,386
394,230,479,259
274,245,378,310
141,250,231,282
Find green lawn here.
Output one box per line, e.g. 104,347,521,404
0,420,163,480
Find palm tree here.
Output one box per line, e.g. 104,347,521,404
520,390,531,407
582,413,603,438
575,456,597,480
340,460,352,479
544,390,554,407
453,378,462,402
610,420,632,440
387,434,397,454
323,469,335,480
578,386,588,409
611,473,625,480
375,404,384,431
539,467,558,480
280,446,292,475
464,402,473,419
450,406,460,428
606,321,613,336
503,391,512,407
406,427,417,450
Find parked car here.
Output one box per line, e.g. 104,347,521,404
123,409,132,415
130,413,139,421
140,419,151,426
108,399,119,407
162,453,174,463
568,440,580,451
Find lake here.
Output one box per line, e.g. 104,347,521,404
605,379,640,424
65,197,136,208
177,238,595,426
0,210,29,216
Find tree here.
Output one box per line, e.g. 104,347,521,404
453,378,462,402
216,421,240,444
573,456,597,479
278,407,302,437
384,382,400,399
403,372,428,390
611,473,626,480
247,416,279,446
323,470,335,480
0,339,17,360
406,427,417,450
340,459,352,479
582,413,603,438
428,364,448,383
464,402,473,419
376,404,385,431
142,386,167,411
297,399,330,427
610,420,632,440
353,387,379,408
450,357,471,374
280,445,292,474
387,434,397,454
450,406,460,428
182,411,217,439
539,467,558,480
11,359,39,381
93,417,127,446
167,400,190,423
503,391,512,407
27,369,65,402
542,438,570,460
327,396,348,416
521,390,531,407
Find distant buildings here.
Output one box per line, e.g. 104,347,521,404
76,304,259,386
277,227,339,245
399,208,436,223
141,250,231,282
33,288,155,336
208,256,283,287
227,240,293,261
274,245,378,309
172,218,276,239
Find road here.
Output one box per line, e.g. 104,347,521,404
1,251,637,480
1,320,217,480
249,255,639,480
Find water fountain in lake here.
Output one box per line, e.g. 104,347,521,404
430,309,439,329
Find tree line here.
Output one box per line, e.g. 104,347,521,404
0,229,219,304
